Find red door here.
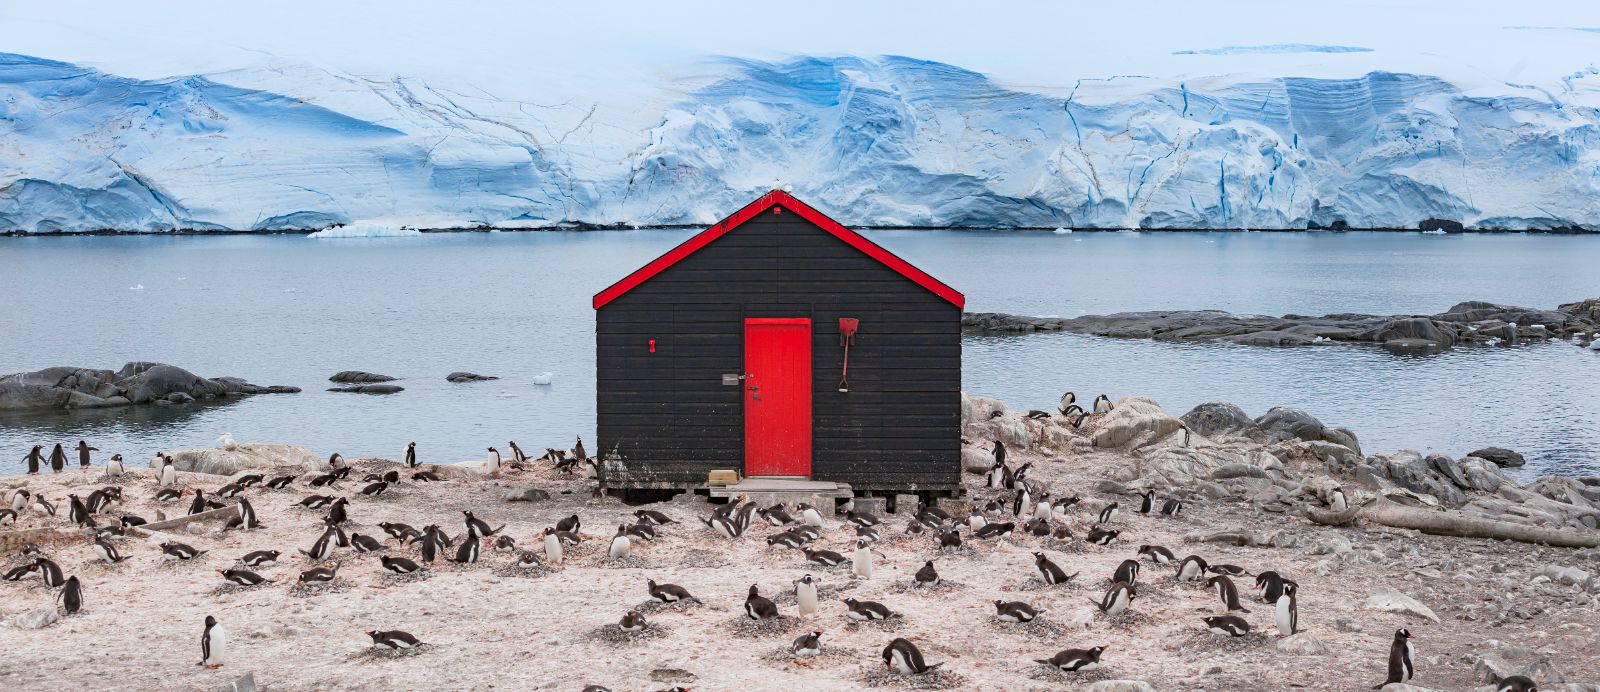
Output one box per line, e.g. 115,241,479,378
744,318,812,477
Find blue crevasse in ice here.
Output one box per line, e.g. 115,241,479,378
2,52,1599,232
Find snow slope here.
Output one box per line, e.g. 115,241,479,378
4,52,1600,232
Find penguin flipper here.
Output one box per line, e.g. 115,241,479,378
1034,659,1053,665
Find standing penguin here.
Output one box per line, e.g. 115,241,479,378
57,575,84,615
1330,487,1349,512
24,445,44,474
852,538,874,579
1373,628,1415,689
199,615,226,668
1207,575,1251,612
1093,394,1113,414
882,638,942,675
608,524,632,560
237,498,263,530
1097,502,1119,524
1175,555,1209,582
68,494,93,527
75,440,98,470
106,454,124,476
1034,552,1076,585
485,447,501,472
1275,581,1299,636
404,442,417,468
508,441,528,464
795,574,820,617
1256,571,1288,604
1138,490,1156,514
543,528,564,565
158,456,177,487
744,584,779,620
451,535,480,564
1098,581,1134,616
991,438,1007,469
796,503,825,529
49,443,67,473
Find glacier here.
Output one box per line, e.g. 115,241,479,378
3,52,1600,232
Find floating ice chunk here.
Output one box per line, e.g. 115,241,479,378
128,284,144,290
1421,229,1447,235
1053,227,1072,234
308,221,423,239
283,288,299,293
530,372,554,385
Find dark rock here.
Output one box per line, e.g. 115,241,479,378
327,384,405,394
446,372,499,383
328,371,397,383
1180,402,1257,437
1427,453,1471,490
1322,427,1361,456
1468,447,1526,468
1254,407,1325,443
1356,318,1456,347
1226,330,1317,346
1211,463,1269,480
1419,218,1464,233
0,363,297,411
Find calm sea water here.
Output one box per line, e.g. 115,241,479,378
1,231,1596,478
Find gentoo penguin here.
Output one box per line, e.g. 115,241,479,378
358,481,389,497
300,526,338,561
608,524,632,560
1025,518,1053,537
1097,581,1134,616
215,483,244,499
234,474,264,488
966,508,987,531
1068,411,1089,428
463,511,505,538
647,579,696,604
381,555,424,575
556,514,581,533
240,550,280,567
795,574,820,617
1033,497,1054,523
93,537,128,564
994,600,1042,623
616,610,648,633
574,435,587,461
938,529,963,552
1097,502,1119,524
790,631,824,657
297,494,334,510
703,513,742,539
1085,528,1119,545
882,638,941,675
158,457,177,487
991,438,1007,469
975,522,1014,540
845,510,880,528
0,509,13,527
404,442,417,468
1495,676,1539,692
855,525,880,544
733,502,760,534
1036,646,1105,672
1207,575,1252,612
1139,544,1176,564
9,488,30,513
634,509,674,526
1275,581,1299,636
106,454,124,476
68,494,94,527
1176,555,1209,582
852,538,875,579
451,535,481,564
3,563,38,581
758,505,795,526
844,597,898,621
219,568,271,586
326,452,345,470
744,584,779,620
1161,499,1183,517
1112,558,1141,587
485,447,502,472
265,475,295,489
49,443,67,473
767,530,806,549
411,471,442,482
1034,552,1076,585
369,630,424,650
1059,391,1077,415
308,472,339,488
57,575,83,615
493,535,519,552
236,498,263,530
1207,564,1249,578
1256,571,1288,604
84,489,114,514
1329,487,1349,512
804,547,846,567
1051,525,1074,541
350,533,384,553
326,497,350,525
1203,614,1251,636
1374,628,1415,689
30,493,56,516
796,503,826,529
24,445,44,474
543,528,564,565
507,441,529,465
1093,394,1113,414
914,561,941,588
161,542,206,562
189,489,221,515
298,563,339,583
1026,409,1052,420
904,519,925,536
1011,486,1032,517
199,616,226,668
1139,490,1156,514
987,457,1009,489
514,550,542,568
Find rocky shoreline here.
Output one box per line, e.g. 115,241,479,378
0,362,299,411
964,298,1600,349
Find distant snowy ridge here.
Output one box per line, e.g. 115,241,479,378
3,52,1600,232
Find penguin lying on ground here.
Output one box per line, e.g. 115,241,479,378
882,638,941,675
993,600,1041,623
368,630,424,650
1203,614,1250,636
1036,646,1105,672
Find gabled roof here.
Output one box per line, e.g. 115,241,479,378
592,190,965,310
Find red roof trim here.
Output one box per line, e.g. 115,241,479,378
592,190,965,310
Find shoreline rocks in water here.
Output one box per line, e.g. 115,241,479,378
963,298,1600,350
328,371,397,383
446,372,498,382
327,384,405,394
0,362,299,411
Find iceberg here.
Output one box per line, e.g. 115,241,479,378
307,222,423,239
3,52,1600,232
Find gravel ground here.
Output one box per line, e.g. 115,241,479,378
1,445,1597,691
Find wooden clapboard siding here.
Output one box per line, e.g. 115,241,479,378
595,197,961,491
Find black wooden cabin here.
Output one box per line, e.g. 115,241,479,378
593,190,964,494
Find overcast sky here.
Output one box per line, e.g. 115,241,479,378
3,1,1599,94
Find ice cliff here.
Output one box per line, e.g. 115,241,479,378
3,52,1599,232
